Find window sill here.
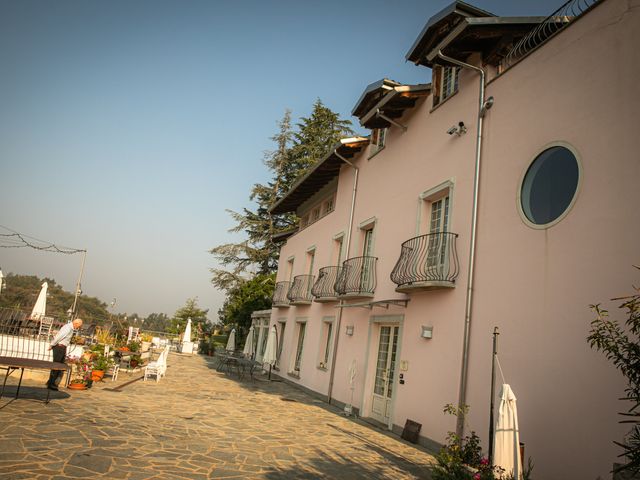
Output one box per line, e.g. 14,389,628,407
287,371,300,379
317,365,328,372
368,146,385,161
429,89,459,114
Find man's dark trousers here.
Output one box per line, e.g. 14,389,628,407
47,345,66,387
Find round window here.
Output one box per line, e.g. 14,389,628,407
520,145,580,226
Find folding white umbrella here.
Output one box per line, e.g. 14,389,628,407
226,328,236,352
243,326,255,357
0,269,4,295
30,281,48,319
183,318,192,343
262,325,278,379
493,384,522,479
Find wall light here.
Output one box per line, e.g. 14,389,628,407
345,325,354,336
421,325,433,339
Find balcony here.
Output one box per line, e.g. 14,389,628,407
335,256,377,299
311,266,342,302
272,281,291,308
287,275,315,305
390,232,459,293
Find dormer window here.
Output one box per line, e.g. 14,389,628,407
370,128,387,157
433,65,460,107
311,206,321,223
298,194,336,231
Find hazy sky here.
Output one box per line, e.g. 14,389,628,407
0,0,562,319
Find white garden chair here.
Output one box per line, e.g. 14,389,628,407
143,346,169,382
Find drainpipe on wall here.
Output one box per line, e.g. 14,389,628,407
327,150,359,404
436,50,491,438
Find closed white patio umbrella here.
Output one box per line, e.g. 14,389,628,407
226,328,236,352
243,326,255,357
183,318,192,342
262,325,278,379
493,384,522,479
31,281,48,319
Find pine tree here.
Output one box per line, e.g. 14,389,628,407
210,110,294,290
209,100,354,299
288,98,354,181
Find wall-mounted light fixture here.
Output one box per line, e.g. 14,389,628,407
345,325,354,336
421,325,433,339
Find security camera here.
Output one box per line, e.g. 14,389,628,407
447,126,458,135
458,121,467,134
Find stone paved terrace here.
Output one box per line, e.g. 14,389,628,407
0,352,436,479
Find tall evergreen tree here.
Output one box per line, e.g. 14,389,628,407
210,110,294,290
288,98,354,184
209,100,354,324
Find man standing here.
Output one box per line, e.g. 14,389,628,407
46,317,83,390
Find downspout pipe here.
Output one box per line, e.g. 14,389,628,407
436,50,488,438
327,149,359,404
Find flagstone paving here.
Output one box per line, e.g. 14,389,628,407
0,353,436,479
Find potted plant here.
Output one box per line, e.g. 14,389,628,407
66,356,93,390
140,333,153,352
127,340,141,353
91,353,111,381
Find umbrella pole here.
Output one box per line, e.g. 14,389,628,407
268,364,272,381
488,326,499,464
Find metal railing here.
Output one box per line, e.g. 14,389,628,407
390,232,460,287
335,256,378,296
0,308,62,361
287,275,315,303
311,266,342,300
272,281,292,306
501,0,601,70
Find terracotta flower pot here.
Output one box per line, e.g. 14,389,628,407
91,370,105,381
68,382,87,390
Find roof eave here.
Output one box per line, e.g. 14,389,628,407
269,137,369,215
359,84,431,129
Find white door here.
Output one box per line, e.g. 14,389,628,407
427,196,450,273
361,229,375,290
370,325,399,424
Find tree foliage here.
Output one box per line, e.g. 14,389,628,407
0,273,110,325
217,273,274,333
170,298,209,338
210,100,354,292
588,271,640,475
142,312,171,333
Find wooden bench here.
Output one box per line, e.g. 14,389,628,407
0,312,71,404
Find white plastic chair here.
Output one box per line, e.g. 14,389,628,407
38,317,54,339
105,362,120,381
143,346,169,382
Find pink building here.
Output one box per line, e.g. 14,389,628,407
260,1,640,478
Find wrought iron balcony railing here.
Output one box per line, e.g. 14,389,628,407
390,232,459,292
311,266,342,301
335,256,377,298
272,281,291,307
287,275,315,304
501,0,600,70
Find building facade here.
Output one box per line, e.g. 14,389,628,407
265,1,640,478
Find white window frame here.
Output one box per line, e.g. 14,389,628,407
369,128,387,158
441,66,459,101
290,319,307,376
317,317,335,370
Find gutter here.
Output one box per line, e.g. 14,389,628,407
434,49,492,439
327,149,359,404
